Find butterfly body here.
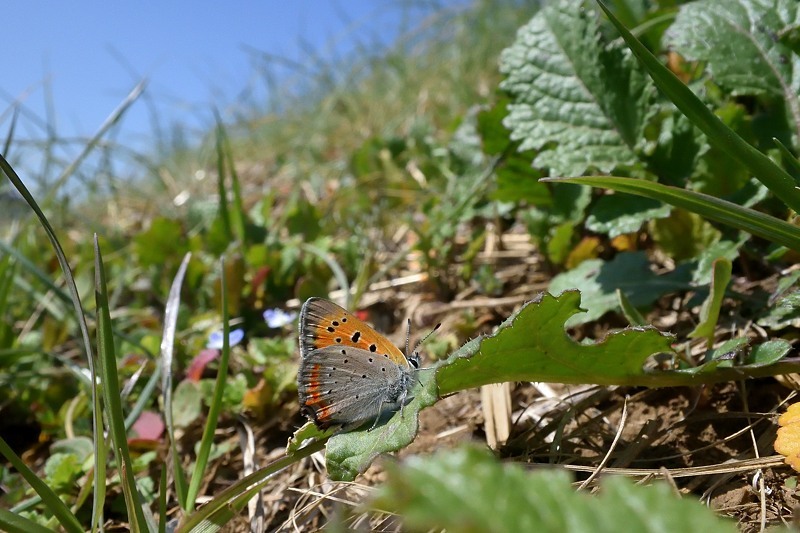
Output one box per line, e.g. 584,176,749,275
298,297,418,430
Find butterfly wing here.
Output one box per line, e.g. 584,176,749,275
298,345,415,429
299,297,410,367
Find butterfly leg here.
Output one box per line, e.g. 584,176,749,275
368,398,392,431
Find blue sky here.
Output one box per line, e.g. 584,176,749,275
2,2,449,158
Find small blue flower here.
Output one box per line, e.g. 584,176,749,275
207,328,245,349
263,308,297,328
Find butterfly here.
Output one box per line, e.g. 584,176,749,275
297,297,422,431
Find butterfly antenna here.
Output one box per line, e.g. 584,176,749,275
411,323,441,355
405,318,412,358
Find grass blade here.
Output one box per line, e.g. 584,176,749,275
214,111,247,244
0,508,57,533
541,176,800,251
688,258,733,348
773,137,800,178
616,288,646,326
44,80,147,203
177,439,326,532
213,113,233,242
0,153,106,531
595,0,800,214
158,467,168,533
161,253,192,508
0,437,83,533
186,257,232,511
94,236,150,531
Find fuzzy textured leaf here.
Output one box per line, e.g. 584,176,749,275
499,0,653,176
667,0,800,104
370,446,737,533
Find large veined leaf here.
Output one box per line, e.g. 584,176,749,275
666,0,800,104
499,0,654,176
369,447,737,533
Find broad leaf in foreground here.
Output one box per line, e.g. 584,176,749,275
369,446,737,533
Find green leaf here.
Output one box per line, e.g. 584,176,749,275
748,339,792,366
682,337,790,375
0,437,83,533
493,155,549,204
692,238,746,285
541,175,800,251
369,446,737,533
286,422,333,454
649,208,720,261
688,258,733,344
43,453,81,492
666,0,800,101
477,98,551,204
134,217,186,267
436,291,675,394
548,252,692,325
594,0,800,213
0,153,105,531
585,195,671,237
325,367,438,481
499,0,654,176
172,380,204,430
758,290,800,330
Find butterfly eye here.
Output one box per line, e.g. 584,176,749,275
408,352,421,369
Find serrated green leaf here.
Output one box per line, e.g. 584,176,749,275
586,194,671,237
548,252,692,325
369,446,737,533
500,0,654,176
436,291,676,394
286,422,334,454
667,0,800,101
325,367,438,481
